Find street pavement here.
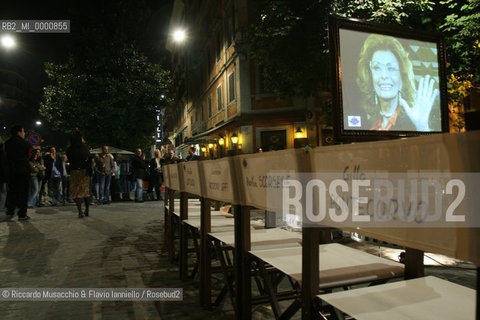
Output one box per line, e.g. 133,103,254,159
0,201,476,319
0,201,236,320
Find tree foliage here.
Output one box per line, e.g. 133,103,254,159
438,0,480,83
40,45,171,150
38,0,173,151
249,0,329,98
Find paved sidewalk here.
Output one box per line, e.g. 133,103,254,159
0,201,235,320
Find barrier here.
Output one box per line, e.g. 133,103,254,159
201,157,238,203
162,131,479,320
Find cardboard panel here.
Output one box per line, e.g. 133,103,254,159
235,148,310,210
308,131,480,265
201,158,238,203
167,163,182,191
310,134,452,173
311,131,479,174
179,161,202,196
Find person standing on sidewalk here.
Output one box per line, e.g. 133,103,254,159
148,149,163,201
27,150,44,208
161,149,178,171
161,149,178,166
44,146,64,206
131,148,146,203
110,154,122,201
66,131,91,218
185,146,200,161
37,149,47,206
94,146,114,204
119,159,130,201
61,156,72,203
5,124,32,221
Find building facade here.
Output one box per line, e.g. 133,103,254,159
167,0,321,158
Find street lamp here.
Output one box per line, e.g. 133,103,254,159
295,127,303,139
207,143,214,159
172,29,186,43
172,27,189,115
1,34,16,49
231,133,238,144
35,120,42,126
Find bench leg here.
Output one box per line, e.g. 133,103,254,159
234,205,251,320
213,239,236,309
404,247,424,280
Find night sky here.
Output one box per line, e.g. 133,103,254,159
1,0,173,97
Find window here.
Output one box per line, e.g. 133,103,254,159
217,85,223,111
208,95,213,117
228,72,235,102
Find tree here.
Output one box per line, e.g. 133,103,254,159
249,0,328,99
438,1,479,131
438,0,480,83
40,44,171,150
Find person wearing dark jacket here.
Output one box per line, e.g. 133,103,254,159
185,146,200,161
161,149,178,166
147,149,163,200
66,131,91,218
43,146,63,206
131,148,146,203
94,146,115,204
5,124,32,221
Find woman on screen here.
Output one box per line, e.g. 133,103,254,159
356,34,439,131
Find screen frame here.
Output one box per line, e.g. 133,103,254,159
329,16,449,143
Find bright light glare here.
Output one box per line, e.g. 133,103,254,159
173,29,186,43
35,121,42,126
1,35,16,49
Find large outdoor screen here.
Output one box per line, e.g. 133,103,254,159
329,17,449,142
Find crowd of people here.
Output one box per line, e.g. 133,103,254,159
0,124,187,221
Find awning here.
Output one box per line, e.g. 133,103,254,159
89,146,134,155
